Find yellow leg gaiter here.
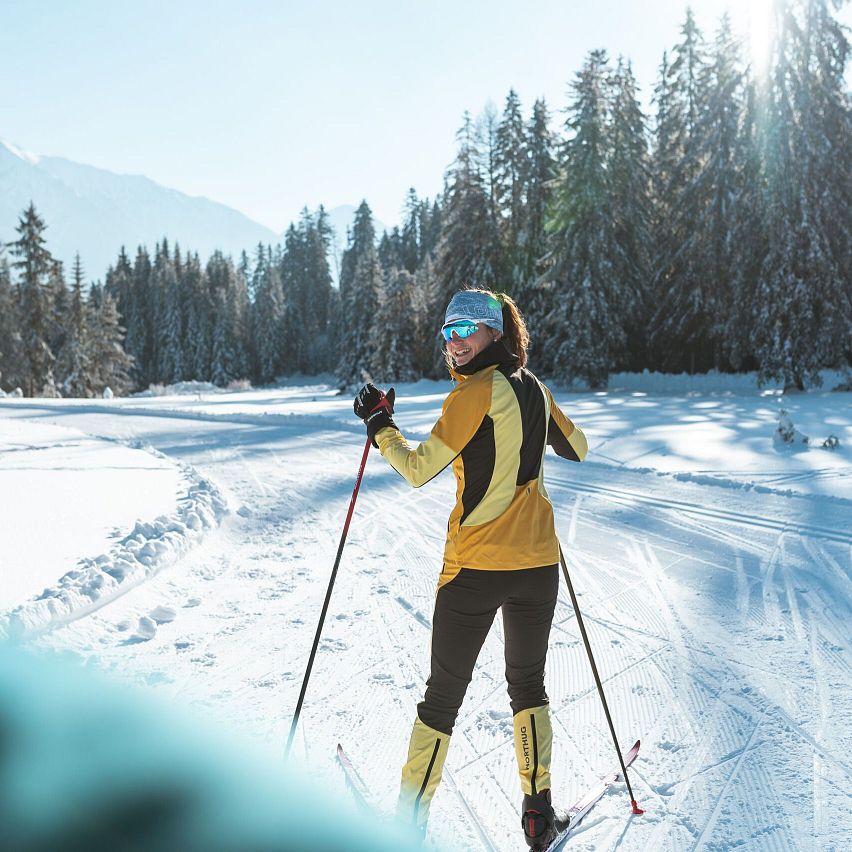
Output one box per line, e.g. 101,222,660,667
513,704,553,795
397,717,451,829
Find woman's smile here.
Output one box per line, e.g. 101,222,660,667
447,324,497,366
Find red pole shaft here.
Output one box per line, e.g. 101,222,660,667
284,435,372,759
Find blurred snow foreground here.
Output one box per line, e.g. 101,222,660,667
0,645,422,852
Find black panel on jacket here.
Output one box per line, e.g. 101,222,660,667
548,416,581,460
498,366,547,485
459,415,495,524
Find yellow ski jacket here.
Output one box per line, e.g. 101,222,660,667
375,342,587,587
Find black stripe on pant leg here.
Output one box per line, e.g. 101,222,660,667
530,713,539,795
413,738,442,823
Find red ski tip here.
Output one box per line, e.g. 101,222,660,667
630,800,645,815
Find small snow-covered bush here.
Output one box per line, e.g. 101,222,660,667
776,410,809,445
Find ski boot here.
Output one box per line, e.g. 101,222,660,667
521,789,569,850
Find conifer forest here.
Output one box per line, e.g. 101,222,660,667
1,2,850,397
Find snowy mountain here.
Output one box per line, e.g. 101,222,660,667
0,138,279,278
0,139,390,284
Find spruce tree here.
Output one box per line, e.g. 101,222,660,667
7,204,56,396
154,240,184,384
433,113,502,374
522,98,556,288
371,267,418,382
336,201,381,388
494,89,529,292
208,251,246,386
726,77,768,372
89,290,133,395
752,0,852,388
0,249,22,391
183,251,210,381
539,50,626,387
399,189,421,273
56,255,96,397
608,58,653,371
252,244,285,383
650,10,711,372
46,259,68,364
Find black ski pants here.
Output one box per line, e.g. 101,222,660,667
417,564,559,737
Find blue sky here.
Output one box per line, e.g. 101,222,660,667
3,1,848,232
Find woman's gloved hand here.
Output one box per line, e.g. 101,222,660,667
354,383,397,447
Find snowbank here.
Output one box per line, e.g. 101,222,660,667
0,443,228,641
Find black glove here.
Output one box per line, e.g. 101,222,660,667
353,383,397,447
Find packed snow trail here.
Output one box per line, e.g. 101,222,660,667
1,388,850,851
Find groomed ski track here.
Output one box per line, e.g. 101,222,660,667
2,391,850,852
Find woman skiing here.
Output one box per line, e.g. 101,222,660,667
353,288,587,849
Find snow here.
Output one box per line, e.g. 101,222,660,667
0,418,228,638
1,379,850,851
0,137,40,164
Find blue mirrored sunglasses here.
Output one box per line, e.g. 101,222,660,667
441,321,479,342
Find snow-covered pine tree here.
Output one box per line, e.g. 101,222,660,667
371,266,418,382
252,244,285,384
127,247,153,389
399,189,421,274
751,0,852,389
6,204,56,396
302,207,335,371
56,254,96,397
608,58,653,371
437,113,502,297
154,240,184,384
519,98,557,370
183,251,210,381
649,9,712,373
522,98,556,290
237,250,254,376
46,259,68,369
378,229,402,277
336,201,381,388
0,248,23,392
411,252,442,376
208,252,244,386
725,76,769,372
280,222,307,375
538,49,626,387
420,198,443,260
494,89,530,294
105,248,140,386
88,290,132,396
432,113,502,375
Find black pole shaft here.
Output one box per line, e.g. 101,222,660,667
558,543,641,808
284,436,373,759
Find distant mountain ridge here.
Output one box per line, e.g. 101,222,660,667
0,139,386,281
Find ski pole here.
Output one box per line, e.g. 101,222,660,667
284,433,373,760
557,542,644,815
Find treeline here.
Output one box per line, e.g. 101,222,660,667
1,0,849,397
0,205,131,397
104,209,336,389
347,2,850,390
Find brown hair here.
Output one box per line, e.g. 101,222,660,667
443,287,530,371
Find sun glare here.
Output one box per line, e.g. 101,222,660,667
743,0,775,75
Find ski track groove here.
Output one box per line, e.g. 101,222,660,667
690,714,766,852
546,476,852,546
